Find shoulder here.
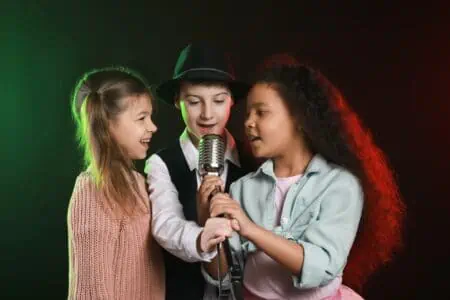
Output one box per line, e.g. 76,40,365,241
229,168,265,192
71,171,97,197
68,171,103,223
322,165,362,192
145,153,167,174
306,155,362,192
315,165,364,212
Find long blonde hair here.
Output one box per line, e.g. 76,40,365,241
71,67,153,215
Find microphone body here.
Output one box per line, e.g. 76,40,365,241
198,133,226,201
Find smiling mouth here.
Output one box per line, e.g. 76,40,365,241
140,138,151,145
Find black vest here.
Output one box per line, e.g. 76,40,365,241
157,139,255,300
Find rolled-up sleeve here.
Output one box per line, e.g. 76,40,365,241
145,154,216,262
294,171,363,288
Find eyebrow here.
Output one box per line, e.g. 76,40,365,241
212,92,230,97
136,110,151,116
184,92,230,99
248,102,269,108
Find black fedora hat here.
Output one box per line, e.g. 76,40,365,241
156,42,249,105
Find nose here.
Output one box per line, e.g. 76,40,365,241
200,102,213,120
147,118,158,133
244,114,254,128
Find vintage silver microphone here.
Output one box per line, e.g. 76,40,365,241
198,133,226,183
198,134,243,300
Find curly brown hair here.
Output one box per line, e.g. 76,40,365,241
253,65,405,292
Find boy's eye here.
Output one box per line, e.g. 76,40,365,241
186,99,199,105
214,99,225,103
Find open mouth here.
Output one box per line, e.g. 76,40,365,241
198,123,216,128
198,123,217,133
248,135,261,142
140,138,151,146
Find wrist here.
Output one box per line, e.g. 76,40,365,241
241,221,260,239
197,230,204,254
197,208,209,227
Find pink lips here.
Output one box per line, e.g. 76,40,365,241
198,124,216,134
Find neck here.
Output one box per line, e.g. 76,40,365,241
273,140,313,177
188,131,200,148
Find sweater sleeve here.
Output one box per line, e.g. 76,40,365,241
67,173,118,300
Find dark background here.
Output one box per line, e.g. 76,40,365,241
2,1,450,299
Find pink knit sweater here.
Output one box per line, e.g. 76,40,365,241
67,171,165,299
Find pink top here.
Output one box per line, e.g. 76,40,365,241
243,174,342,300
67,171,165,299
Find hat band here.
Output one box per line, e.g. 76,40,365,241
174,68,235,80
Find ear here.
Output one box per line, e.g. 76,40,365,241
174,91,182,110
174,98,181,110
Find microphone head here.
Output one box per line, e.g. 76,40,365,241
198,134,226,177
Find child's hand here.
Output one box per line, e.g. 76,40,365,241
210,193,255,238
199,217,233,253
197,175,224,226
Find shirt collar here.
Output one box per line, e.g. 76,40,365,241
179,128,241,172
253,154,329,179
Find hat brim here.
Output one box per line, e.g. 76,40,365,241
156,70,250,105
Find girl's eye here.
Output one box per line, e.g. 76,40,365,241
257,110,267,116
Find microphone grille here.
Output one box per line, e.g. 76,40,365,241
198,134,226,177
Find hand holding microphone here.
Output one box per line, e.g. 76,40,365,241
199,217,233,253
197,175,224,226
198,134,244,300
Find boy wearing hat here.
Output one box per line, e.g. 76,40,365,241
144,43,255,299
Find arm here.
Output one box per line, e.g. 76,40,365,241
203,185,244,281
145,154,214,262
204,240,229,280
243,225,304,274
67,174,116,300
210,172,364,288
292,173,364,288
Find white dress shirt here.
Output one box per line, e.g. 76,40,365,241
145,129,241,300
144,129,241,299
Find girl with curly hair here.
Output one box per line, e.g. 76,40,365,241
204,64,404,299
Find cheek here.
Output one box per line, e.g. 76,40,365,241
182,106,200,124
215,105,231,123
260,119,284,139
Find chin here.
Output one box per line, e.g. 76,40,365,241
250,147,263,158
130,152,146,160
251,146,272,159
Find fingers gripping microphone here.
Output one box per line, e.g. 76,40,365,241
198,134,243,300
